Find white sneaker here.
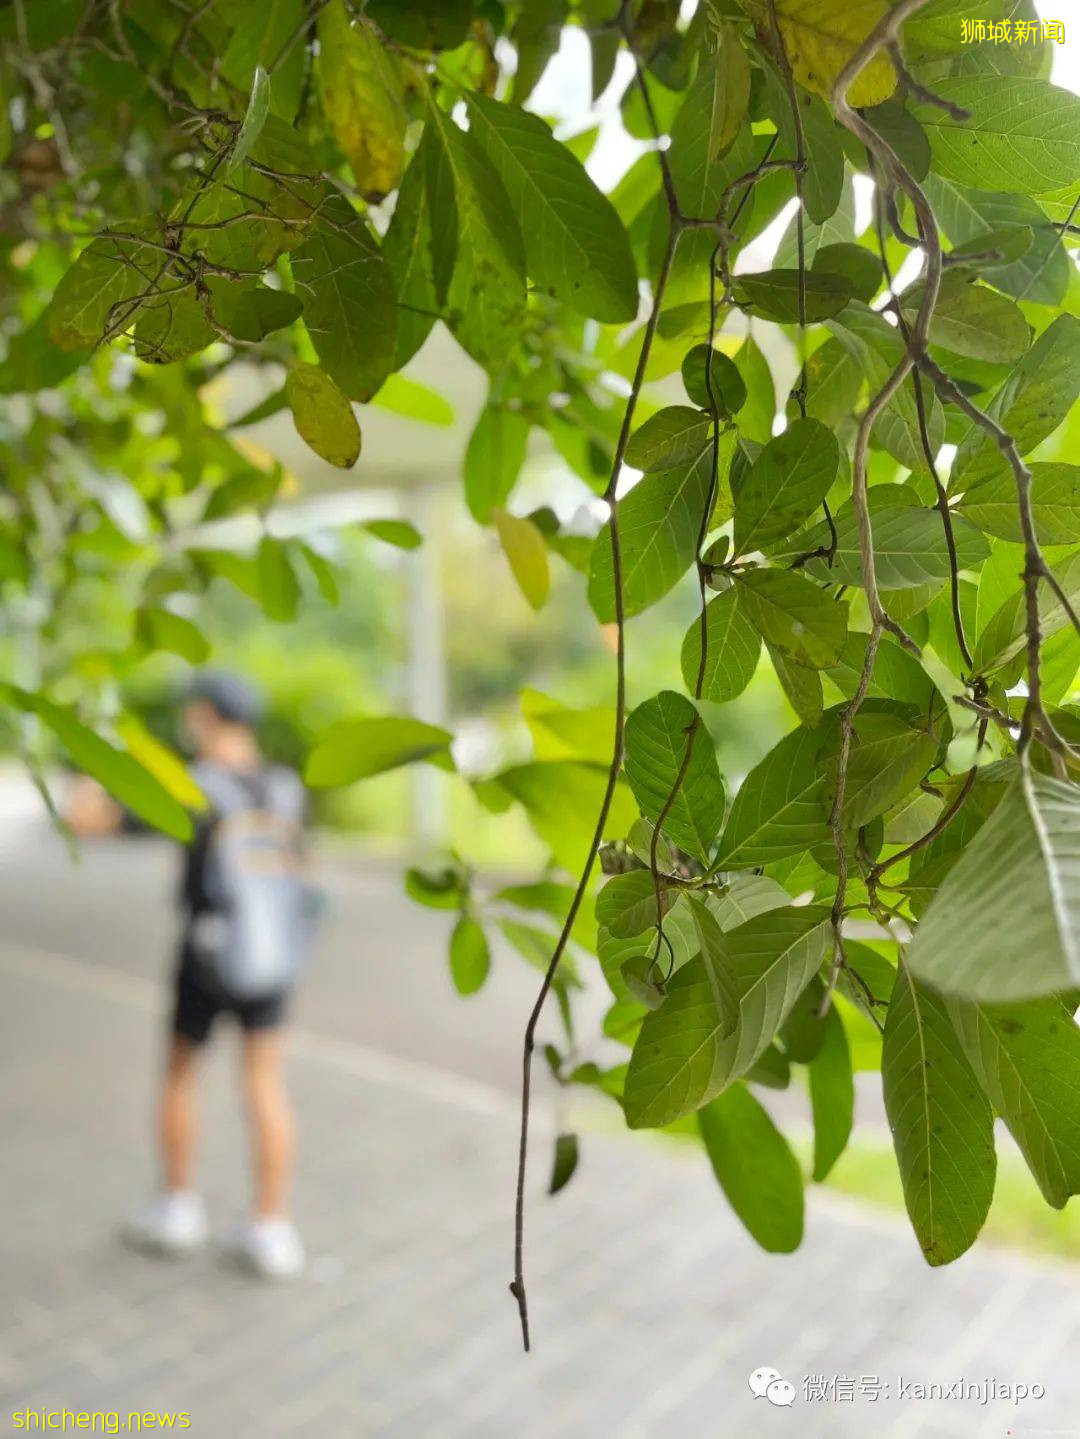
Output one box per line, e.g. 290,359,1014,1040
221,1215,305,1280
124,1191,208,1256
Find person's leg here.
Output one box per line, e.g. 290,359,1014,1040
160,1034,200,1192
240,1027,295,1218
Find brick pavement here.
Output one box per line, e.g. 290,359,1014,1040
2,830,1080,1438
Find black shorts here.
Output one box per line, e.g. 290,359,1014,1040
172,949,288,1045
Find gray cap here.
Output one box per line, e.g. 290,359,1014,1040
186,670,264,726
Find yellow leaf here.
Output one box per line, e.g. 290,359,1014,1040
754,0,896,110
115,715,207,813
494,509,550,611
316,0,406,197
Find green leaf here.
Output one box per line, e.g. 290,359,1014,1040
306,715,454,786
734,418,838,556
424,106,527,369
3,687,192,842
623,691,726,862
625,406,711,472
291,194,397,404
521,688,613,765
317,0,406,195
960,464,1080,546
510,0,566,104
681,346,745,417
405,863,467,910
924,176,1069,307
826,630,936,709
466,95,638,323
229,65,270,173
733,268,854,323
681,586,761,705
714,725,830,867
792,496,990,591
698,1083,804,1252
548,1132,580,1195
809,1007,854,1181
257,536,300,621
220,0,305,120
360,519,421,549
46,232,149,351
812,243,881,304
973,549,1080,675
769,645,824,728
383,137,439,367
803,336,862,430
947,995,1080,1209
588,441,716,623
371,374,453,428
732,337,776,444
736,568,847,668
494,509,549,610
702,21,751,161
465,405,529,523
906,770,1080,1002
710,874,793,931
748,0,896,110
914,77,1080,196
902,273,1030,365
883,964,996,1266
951,316,1080,494
135,607,210,664
624,904,830,1129
493,761,638,874
210,282,303,343
449,916,490,996
764,65,844,225
285,362,361,469
822,711,940,828
366,0,473,49
596,869,676,939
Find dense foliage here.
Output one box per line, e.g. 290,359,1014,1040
3,0,1080,1345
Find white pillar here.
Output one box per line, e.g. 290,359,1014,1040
405,482,449,850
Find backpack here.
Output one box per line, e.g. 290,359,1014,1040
187,763,317,1000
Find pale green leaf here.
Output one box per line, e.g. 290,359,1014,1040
734,418,838,556
698,1083,804,1252
466,95,638,323
906,770,1080,1002
883,963,996,1265
681,586,761,704
624,904,830,1129
449,916,490,996
960,464,1080,546
623,690,726,862
306,715,454,786
736,568,848,668
715,725,830,867
465,405,529,523
494,509,549,610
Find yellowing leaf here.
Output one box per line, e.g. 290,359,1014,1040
750,0,896,110
115,715,207,813
285,362,361,469
494,509,550,610
316,0,406,196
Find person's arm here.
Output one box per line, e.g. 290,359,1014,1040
64,777,124,837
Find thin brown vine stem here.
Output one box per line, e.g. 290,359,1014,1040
915,351,1076,757
819,0,937,1013
869,172,972,670
767,0,808,421
510,221,680,1354
647,244,725,968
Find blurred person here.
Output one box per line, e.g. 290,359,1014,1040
67,671,314,1279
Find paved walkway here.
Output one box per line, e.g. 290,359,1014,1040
2,823,1079,1438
